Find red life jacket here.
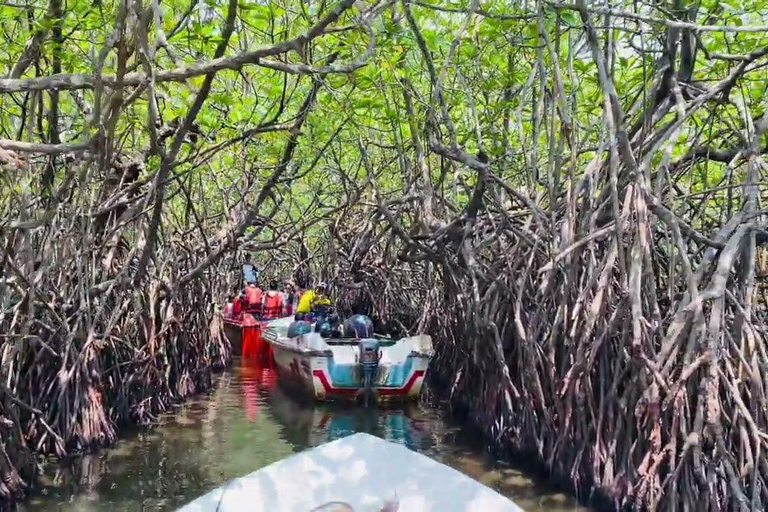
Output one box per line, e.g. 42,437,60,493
223,303,233,317
245,286,262,306
263,291,283,318
233,298,243,316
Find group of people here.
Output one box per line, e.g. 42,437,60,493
225,255,375,339
223,275,335,322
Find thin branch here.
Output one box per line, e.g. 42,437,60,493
0,0,361,93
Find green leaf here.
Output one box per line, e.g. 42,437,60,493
560,10,579,27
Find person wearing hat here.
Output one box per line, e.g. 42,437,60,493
295,281,332,315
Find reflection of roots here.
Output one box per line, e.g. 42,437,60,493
0,430,35,503
72,453,106,489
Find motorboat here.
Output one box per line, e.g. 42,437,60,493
222,313,273,358
221,302,292,358
176,432,524,511
262,317,433,403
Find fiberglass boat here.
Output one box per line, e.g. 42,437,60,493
262,317,433,403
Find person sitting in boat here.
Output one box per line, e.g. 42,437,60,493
343,314,374,339
244,281,263,315
222,296,234,318
232,291,244,318
262,280,285,319
314,307,342,337
315,318,334,338
283,281,300,316
295,281,332,319
242,254,256,284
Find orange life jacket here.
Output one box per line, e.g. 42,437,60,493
245,286,262,306
263,291,283,318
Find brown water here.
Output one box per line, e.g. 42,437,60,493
19,359,586,512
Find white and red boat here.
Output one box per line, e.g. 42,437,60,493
262,317,433,403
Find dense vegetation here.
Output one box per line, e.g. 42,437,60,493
2,0,767,509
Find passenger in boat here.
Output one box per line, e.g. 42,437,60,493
315,284,332,309
262,280,284,319
313,304,342,336
283,282,300,316
242,254,256,284
315,318,333,338
295,281,332,316
244,281,263,314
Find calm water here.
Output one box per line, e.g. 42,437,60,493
20,359,585,512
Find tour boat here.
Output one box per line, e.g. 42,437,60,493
176,433,524,511
222,313,271,358
262,317,433,403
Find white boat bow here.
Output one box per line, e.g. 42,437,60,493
177,433,524,511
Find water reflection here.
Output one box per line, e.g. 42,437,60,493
19,359,586,512
270,383,431,451
238,358,278,422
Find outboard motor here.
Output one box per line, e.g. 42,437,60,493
358,338,381,406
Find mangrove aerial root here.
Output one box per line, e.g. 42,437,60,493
320,36,768,510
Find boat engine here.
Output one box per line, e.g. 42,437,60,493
358,339,381,406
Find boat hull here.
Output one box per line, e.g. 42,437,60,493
223,318,272,358
271,343,429,402
223,320,243,355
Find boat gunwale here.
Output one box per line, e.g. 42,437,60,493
222,318,263,329
266,336,433,360
175,433,525,512
263,326,434,358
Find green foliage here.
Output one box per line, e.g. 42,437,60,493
1,0,767,253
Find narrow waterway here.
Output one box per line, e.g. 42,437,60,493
20,359,586,512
